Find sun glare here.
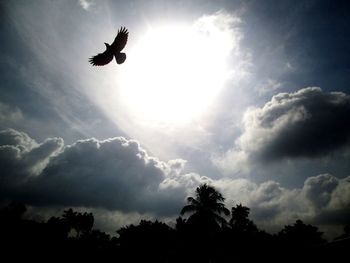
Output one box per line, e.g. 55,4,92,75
119,23,233,127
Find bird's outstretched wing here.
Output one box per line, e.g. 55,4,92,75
89,50,113,66
112,27,128,52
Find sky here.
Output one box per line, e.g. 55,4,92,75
1,0,350,239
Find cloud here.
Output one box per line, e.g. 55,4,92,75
78,0,94,11
243,87,350,159
213,173,350,236
257,79,282,94
215,87,350,173
0,129,63,186
0,129,208,216
303,174,339,210
193,10,243,56
184,175,348,238
1,129,349,238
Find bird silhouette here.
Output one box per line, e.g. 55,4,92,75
89,27,128,66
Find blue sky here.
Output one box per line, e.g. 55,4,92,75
1,0,350,238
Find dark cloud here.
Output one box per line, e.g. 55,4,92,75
0,129,209,216
237,87,350,161
25,137,179,214
303,174,339,209
0,129,63,183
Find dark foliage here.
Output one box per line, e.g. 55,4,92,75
277,219,326,248
117,220,175,262
0,203,117,261
0,184,348,262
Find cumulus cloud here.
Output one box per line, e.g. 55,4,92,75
0,129,63,187
303,174,339,210
0,129,208,216
243,87,350,159
215,87,350,173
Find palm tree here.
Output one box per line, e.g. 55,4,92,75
180,184,230,228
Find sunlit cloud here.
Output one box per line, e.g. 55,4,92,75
78,0,94,11
257,78,282,94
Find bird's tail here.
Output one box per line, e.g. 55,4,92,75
115,53,126,64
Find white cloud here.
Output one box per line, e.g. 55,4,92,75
213,173,350,236
257,79,282,94
193,10,243,55
78,0,94,11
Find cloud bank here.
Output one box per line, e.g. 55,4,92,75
0,128,209,216
216,87,350,173
1,128,349,237
215,173,350,236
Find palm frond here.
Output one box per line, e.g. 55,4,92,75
187,197,200,206
180,205,197,215
213,213,228,227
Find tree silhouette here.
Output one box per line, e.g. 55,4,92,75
175,216,187,232
335,223,350,240
62,208,77,231
47,216,70,241
179,184,230,262
230,204,258,233
0,201,26,223
0,189,345,262
180,183,230,229
117,220,175,262
278,219,326,248
76,212,94,238
62,209,94,238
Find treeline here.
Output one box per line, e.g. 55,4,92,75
1,184,349,262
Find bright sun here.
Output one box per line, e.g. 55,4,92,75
119,22,233,127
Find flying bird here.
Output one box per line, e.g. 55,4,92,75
89,27,128,66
